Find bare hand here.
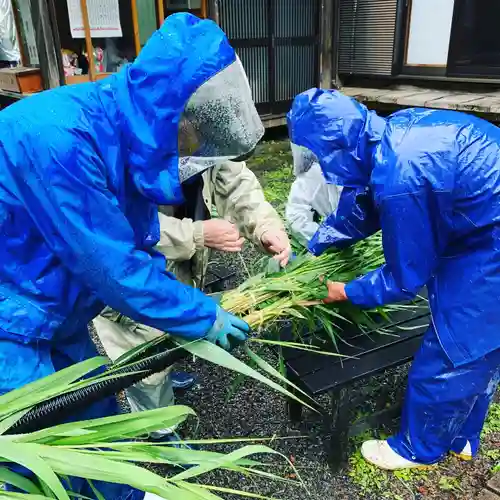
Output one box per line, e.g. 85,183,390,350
261,229,292,267
203,219,244,252
322,280,348,303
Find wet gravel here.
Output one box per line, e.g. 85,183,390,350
170,245,402,500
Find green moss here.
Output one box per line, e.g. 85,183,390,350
348,448,390,494
348,432,431,499
482,400,500,473
483,402,500,436
438,475,464,493
247,140,294,216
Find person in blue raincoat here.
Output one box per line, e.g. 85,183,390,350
0,13,263,499
287,88,500,471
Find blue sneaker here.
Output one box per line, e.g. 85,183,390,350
171,371,196,390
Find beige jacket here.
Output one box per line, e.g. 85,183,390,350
99,160,284,324
156,160,285,288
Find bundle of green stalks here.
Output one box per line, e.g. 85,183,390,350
220,233,409,349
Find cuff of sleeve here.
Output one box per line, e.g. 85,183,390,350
193,221,205,251
345,280,370,308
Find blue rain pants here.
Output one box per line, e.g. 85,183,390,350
388,326,500,464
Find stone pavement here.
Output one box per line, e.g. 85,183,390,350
478,471,500,499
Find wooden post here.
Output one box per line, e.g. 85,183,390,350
157,0,165,27
331,0,341,89
79,0,96,82
319,0,334,89
11,3,27,66
131,0,141,56
32,0,60,89
200,0,208,19
206,0,220,23
47,0,67,87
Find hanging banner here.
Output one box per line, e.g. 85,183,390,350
66,0,123,39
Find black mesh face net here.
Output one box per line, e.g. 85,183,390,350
177,57,264,182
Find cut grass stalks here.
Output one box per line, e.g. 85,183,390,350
220,234,418,351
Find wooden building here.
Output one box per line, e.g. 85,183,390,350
0,0,337,127
337,0,500,122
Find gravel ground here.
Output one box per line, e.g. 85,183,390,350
175,245,368,500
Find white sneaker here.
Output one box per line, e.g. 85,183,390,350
452,441,472,461
361,440,432,471
143,493,165,500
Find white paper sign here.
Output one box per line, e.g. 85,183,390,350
66,0,122,39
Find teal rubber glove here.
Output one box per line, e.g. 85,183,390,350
205,305,249,350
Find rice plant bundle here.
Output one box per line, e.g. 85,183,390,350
220,234,396,346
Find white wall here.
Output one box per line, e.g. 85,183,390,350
406,0,455,66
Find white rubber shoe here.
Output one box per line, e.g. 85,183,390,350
452,441,472,461
144,493,165,500
361,440,431,471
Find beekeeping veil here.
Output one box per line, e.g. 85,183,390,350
177,55,264,182
116,13,263,205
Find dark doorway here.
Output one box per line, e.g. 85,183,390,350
218,0,320,116
447,0,500,78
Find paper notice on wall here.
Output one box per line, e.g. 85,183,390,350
66,0,122,39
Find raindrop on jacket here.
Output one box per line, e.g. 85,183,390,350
288,88,500,367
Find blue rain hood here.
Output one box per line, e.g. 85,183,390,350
0,13,237,346
287,88,386,188
112,13,235,204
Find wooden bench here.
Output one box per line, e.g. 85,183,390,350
280,295,430,470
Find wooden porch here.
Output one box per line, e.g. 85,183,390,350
342,84,500,122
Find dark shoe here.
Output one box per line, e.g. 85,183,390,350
171,370,196,390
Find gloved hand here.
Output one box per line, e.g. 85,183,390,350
205,305,250,350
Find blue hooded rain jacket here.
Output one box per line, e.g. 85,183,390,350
288,88,500,367
0,14,238,347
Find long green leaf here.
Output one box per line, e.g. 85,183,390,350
0,409,31,435
0,494,54,499
0,442,69,500
198,484,285,499
0,467,43,494
0,358,108,416
249,338,349,357
243,346,316,405
170,444,288,481
15,406,195,446
175,339,316,411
